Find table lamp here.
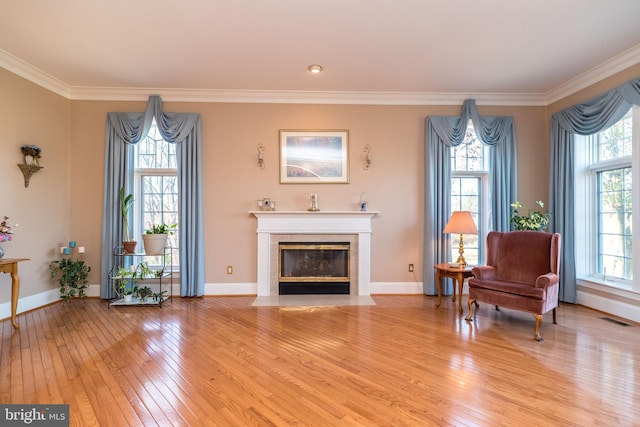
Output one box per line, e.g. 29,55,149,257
443,211,478,267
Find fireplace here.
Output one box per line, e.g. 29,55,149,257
279,242,350,294
251,211,378,296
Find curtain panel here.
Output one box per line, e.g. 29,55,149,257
423,99,517,295
100,95,205,298
549,77,640,303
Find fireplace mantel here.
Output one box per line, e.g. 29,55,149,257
251,211,379,296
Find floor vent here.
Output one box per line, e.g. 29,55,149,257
600,317,632,327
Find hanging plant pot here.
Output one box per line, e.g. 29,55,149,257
142,234,168,255
122,240,137,254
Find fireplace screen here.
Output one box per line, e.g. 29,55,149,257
279,243,350,294
279,243,349,281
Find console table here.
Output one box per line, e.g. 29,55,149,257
0,258,29,329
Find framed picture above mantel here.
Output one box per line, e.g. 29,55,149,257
279,130,349,184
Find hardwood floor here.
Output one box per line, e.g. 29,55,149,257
1,295,638,426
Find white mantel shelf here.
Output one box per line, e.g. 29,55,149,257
250,210,379,233
250,211,379,296
250,211,379,214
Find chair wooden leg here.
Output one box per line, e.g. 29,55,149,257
533,314,543,341
553,307,557,324
465,299,476,321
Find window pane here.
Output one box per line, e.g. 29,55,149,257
450,125,485,172
137,125,177,169
450,121,484,266
598,167,632,280
460,179,478,196
598,108,632,161
451,178,461,195
136,119,179,268
450,177,480,266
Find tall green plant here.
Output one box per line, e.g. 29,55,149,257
120,187,134,242
50,259,91,302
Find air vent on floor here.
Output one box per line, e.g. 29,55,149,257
600,317,632,327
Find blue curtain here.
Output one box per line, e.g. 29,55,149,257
423,99,517,295
100,95,205,298
549,77,640,303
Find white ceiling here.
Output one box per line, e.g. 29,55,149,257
1,0,640,104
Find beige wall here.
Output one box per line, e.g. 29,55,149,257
2,64,636,307
0,68,69,303
67,100,546,289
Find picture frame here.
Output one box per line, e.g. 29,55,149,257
279,130,349,184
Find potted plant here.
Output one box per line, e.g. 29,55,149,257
114,266,138,302
50,258,91,303
135,286,154,302
153,290,168,302
510,200,550,231
137,261,156,278
120,187,137,253
142,222,176,255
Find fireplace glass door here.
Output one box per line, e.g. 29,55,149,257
279,243,350,294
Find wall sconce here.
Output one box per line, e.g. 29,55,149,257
17,144,43,187
17,164,43,188
257,143,265,169
363,145,372,170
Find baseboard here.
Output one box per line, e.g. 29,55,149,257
205,282,257,295
0,287,59,321
370,282,423,294
578,288,640,323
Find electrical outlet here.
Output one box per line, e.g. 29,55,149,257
226,266,233,274
409,263,414,272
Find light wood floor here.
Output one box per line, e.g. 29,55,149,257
1,295,638,426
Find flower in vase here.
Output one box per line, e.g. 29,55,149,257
1,216,15,242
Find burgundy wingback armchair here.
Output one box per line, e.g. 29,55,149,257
466,231,561,341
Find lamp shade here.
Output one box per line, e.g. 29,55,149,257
443,211,478,235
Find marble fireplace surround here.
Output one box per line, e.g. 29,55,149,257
251,211,378,296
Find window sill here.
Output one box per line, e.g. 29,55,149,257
577,277,640,302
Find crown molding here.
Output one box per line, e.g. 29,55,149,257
545,44,640,104
0,49,70,99
67,86,549,106
1,45,638,106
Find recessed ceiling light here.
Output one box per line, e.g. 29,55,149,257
308,64,323,74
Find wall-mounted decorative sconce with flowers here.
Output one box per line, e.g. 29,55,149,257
21,144,42,165
363,145,372,170
257,143,265,169
17,144,43,188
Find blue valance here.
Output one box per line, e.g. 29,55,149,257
549,77,640,303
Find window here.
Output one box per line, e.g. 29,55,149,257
450,121,488,265
134,119,180,268
576,106,639,290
